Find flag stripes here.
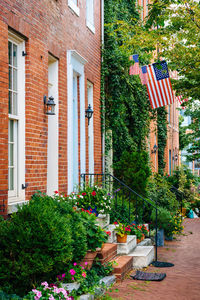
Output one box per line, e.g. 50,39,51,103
146,63,174,109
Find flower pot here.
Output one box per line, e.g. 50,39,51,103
137,238,141,244
116,234,127,243
80,250,97,269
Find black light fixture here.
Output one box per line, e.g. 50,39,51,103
174,154,178,161
44,95,56,115
151,144,158,154
85,104,93,125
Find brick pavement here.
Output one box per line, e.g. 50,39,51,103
106,218,200,300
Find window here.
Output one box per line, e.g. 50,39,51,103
8,33,25,205
141,0,144,21
86,0,95,33
146,0,148,16
68,0,80,16
169,150,172,175
87,81,94,175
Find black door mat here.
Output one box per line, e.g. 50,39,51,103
130,270,166,281
151,261,174,268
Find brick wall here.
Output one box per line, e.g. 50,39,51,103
0,0,102,214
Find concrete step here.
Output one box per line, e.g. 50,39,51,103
128,246,155,269
137,238,152,246
96,214,110,229
117,235,137,255
111,255,133,281
105,224,117,243
96,243,117,264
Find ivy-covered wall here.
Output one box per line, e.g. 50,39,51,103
103,0,152,164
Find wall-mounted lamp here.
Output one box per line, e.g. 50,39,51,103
44,95,56,115
151,144,158,154
174,154,178,161
85,104,93,125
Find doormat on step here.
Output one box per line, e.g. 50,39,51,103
130,270,166,281
151,261,174,268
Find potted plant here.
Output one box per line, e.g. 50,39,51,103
114,222,131,243
151,207,173,246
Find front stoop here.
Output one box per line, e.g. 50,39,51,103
128,246,155,268
97,243,117,264
137,238,152,246
111,256,133,281
117,235,137,255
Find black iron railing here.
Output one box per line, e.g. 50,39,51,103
80,173,159,261
0,199,5,213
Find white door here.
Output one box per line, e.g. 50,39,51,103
73,74,79,189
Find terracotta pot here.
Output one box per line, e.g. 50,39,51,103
137,238,141,243
116,234,127,243
141,234,145,241
80,250,97,270
181,207,187,217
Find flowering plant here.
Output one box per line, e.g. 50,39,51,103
114,222,131,237
24,282,73,300
73,185,112,214
57,262,88,284
164,214,184,237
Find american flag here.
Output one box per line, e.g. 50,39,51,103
129,54,140,75
146,61,174,109
176,95,189,109
139,66,148,85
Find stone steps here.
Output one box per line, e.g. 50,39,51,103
117,235,137,255
128,245,155,269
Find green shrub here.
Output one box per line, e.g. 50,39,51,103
151,207,173,231
0,195,74,296
147,174,179,211
114,151,151,196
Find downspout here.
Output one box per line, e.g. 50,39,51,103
101,0,105,174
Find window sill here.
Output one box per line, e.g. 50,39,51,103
86,21,95,34
8,200,28,214
68,0,80,16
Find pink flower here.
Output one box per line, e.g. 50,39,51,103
69,269,76,276
85,262,88,265
71,277,74,281
61,273,66,278
82,272,86,278
91,191,96,196
49,296,55,300
73,262,77,266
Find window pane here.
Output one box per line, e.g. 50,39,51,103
9,144,14,166
9,120,14,142
9,168,14,190
9,91,12,114
8,42,12,65
13,44,17,67
9,67,12,90
13,68,17,91
13,93,18,115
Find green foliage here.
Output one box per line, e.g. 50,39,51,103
80,211,108,251
0,290,22,300
147,174,179,211
104,0,152,164
110,200,132,224
151,207,173,230
74,185,111,214
114,151,151,196
0,195,74,296
179,115,190,150
92,259,114,278
157,107,167,175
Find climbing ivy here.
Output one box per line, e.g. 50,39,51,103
157,107,167,175
103,0,152,164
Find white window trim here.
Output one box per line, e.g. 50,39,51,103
8,32,25,205
86,0,95,33
68,0,80,16
67,50,87,193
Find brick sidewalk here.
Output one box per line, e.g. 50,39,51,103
106,218,200,300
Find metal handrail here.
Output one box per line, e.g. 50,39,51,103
80,172,159,261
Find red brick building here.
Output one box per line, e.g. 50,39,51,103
0,0,103,216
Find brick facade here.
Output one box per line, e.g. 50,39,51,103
0,0,102,216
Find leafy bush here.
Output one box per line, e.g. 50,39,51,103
147,174,179,211
114,151,151,196
0,194,79,296
79,211,108,251
110,200,133,224
151,207,173,230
